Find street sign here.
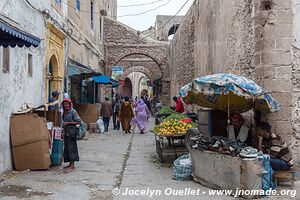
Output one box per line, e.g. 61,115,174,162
112,66,124,80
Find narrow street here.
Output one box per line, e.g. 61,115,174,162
1,118,298,200
0,118,233,200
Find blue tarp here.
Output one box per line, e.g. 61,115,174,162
93,75,118,87
0,21,41,47
93,75,111,84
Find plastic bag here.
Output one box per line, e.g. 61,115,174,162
77,121,87,140
96,118,105,133
173,154,192,181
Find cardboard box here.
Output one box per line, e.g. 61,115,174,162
12,141,51,171
10,113,51,171
73,104,100,128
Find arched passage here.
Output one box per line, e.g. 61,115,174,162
104,17,170,105
168,24,180,41
47,55,61,102
110,53,165,79
123,77,133,98
120,66,157,81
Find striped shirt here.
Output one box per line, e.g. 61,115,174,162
265,133,294,166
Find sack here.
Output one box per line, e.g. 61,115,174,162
96,118,105,134
65,126,79,138
173,154,192,181
77,121,87,140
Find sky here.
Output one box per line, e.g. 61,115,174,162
117,0,194,31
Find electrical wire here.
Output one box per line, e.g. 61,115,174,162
142,0,190,39
60,0,173,18
118,0,172,18
118,0,165,8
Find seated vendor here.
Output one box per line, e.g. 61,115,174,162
256,122,294,171
228,114,252,145
172,96,185,113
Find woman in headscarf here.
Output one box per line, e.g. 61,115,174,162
61,98,82,172
135,98,150,134
119,96,134,133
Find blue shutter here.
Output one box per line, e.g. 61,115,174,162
76,0,80,11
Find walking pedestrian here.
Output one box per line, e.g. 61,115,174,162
112,94,121,130
61,98,82,172
134,99,150,134
119,96,134,133
101,97,112,132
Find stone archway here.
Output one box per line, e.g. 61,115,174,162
120,66,157,81
46,54,62,102
104,17,171,105
168,24,180,40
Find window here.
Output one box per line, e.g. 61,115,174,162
3,47,9,73
100,16,103,43
76,0,80,11
90,1,94,29
55,0,61,5
28,53,33,76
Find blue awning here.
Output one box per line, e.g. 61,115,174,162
93,75,112,84
0,20,41,48
92,75,119,87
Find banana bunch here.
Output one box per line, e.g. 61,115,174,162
154,119,193,136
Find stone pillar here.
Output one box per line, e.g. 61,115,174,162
254,0,295,155
161,78,171,106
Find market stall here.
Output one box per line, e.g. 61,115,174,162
152,110,198,162
178,73,281,197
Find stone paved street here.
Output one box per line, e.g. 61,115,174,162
0,118,299,200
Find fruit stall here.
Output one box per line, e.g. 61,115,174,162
152,114,198,162
154,106,175,125
176,73,282,197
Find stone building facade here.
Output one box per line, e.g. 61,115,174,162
66,0,117,101
168,0,300,162
0,0,117,174
0,0,50,173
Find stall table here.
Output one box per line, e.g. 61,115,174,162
155,133,188,163
190,149,264,198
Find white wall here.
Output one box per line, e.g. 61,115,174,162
294,0,300,49
0,0,48,173
127,72,152,99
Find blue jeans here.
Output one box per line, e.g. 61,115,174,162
103,117,110,132
270,158,290,171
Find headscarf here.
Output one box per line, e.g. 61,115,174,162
135,98,147,113
62,98,72,112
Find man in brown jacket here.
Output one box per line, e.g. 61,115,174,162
101,97,112,132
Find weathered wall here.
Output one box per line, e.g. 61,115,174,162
169,0,255,98
168,4,195,99
169,0,300,162
292,0,300,163
253,0,295,158
0,0,48,173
